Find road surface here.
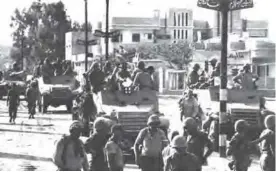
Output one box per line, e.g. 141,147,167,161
0,96,261,171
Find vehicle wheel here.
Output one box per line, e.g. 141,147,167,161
66,101,73,113
42,95,48,113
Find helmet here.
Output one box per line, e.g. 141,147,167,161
183,117,197,129
138,61,145,70
243,63,250,70
69,121,83,132
193,63,200,70
264,115,275,130
234,120,249,133
93,117,108,131
147,114,161,126
171,136,187,148
209,58,218,64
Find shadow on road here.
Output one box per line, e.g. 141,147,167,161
0,152,52,162
0,128,64,136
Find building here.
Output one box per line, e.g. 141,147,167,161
103,8,196,53
65,31,101,82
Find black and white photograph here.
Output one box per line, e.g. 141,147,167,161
0,0,275,171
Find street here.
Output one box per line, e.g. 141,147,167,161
0,96,261,171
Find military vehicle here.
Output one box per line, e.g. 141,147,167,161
0,70,27,100
37,75,80,113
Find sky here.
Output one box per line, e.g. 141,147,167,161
0,0,275,46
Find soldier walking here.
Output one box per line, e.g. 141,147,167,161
26,81,39,119
164,135,201,171
7,83,20,124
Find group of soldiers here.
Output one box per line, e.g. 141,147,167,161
187,58,258,90
53,114,215,171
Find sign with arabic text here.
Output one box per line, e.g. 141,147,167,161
197,0,254,11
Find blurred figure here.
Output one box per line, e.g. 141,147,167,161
88,62,106,93
162,130,179,169
84,118,110,171
182,117,213,169
33,60,44,78
164,136,201,171
227,120,252,171
53,58,63,76
134,115,168,171
250,115,275,171
233,64,258,90
0,71,3,81
7,83,20,124
105,125,125,171
63,61,74,75
190,76,207,89
179,89,199,121
103,61,113,77
133,63,155,91
116,62,131,92
203,112,219,152
147,66,159,91
41,58,54,83
26,81,39,119
187,64,200,88
131,61,145,80
53,121,89,171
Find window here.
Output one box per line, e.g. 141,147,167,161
185,13,189,26
132,33,140,42
173,13,176,26
182,13,184,26
185,30,188,39
178,14,181,26
174,30,176,39
178,30,180,39
147,33,152,40
181,30,184,39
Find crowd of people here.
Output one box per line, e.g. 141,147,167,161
187,58,259,90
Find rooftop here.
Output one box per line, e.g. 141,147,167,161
112,17,157,26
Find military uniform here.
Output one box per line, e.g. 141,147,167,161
26,85,38,119
259,129,275,171
187,70,199,88
7,87,20,123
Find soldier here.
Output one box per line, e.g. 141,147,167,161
33,60,44,78
131,61,145,80
162,131,179,169
41,58,54,82
146,66,159,91
190,76,206,89
26,81,39,119
202,112,219,152
103,61,113,77
179,89,199,121
227,120,252,171
233,64,259,90
88,62,106,93
63,61,74,75
164,136,201,171
182,117,213,169
133,65,155,91
116,62,131,91
134,115,168,171
53,58,63,76
105,124,125,171
187,64,200,88
250,115,275,171
209,58,218,71
0,71,3,82
7,83,20,123
53,121,89,171
84,118,110,171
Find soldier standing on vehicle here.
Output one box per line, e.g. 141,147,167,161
227,120,252,171
133,65,155,91
116,62,131,91
250,115,275,171
84,118,110,171
63,61,74,76
33,60,44,77
179,89,199,121
233,64,259,90
26,81,39,119
88,62,106,93
182,117,213,169
41,58,54,82
105,124,125,171
53,121,89,171
187,64,200,88
164,135,201,171
7,83,20,123
103,61,113,77
134,115,168,171
53,58,63,76
131,61,145,80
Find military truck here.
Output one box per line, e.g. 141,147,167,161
37,75,80,113
0,70,27,100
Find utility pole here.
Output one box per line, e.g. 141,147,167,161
197,0,254,157
84,0,88,71
105,0,110,60
21,30,24,70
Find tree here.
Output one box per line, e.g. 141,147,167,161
71,21,93,32
10,0,72,71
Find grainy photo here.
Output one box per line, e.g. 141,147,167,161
0,0,275,171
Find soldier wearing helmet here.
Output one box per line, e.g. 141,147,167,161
227,120,251,171
233,63,259,90
182,117,213,167
134,114,167,171
7,82,20,123
84,118,110,170
41,57,54,82
250,115,275,171
133,61,155,91
209,58,218,70
53,121,89,171
187,64,200,87
26,81,39,119
179,89,199,121
164,135,201,171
